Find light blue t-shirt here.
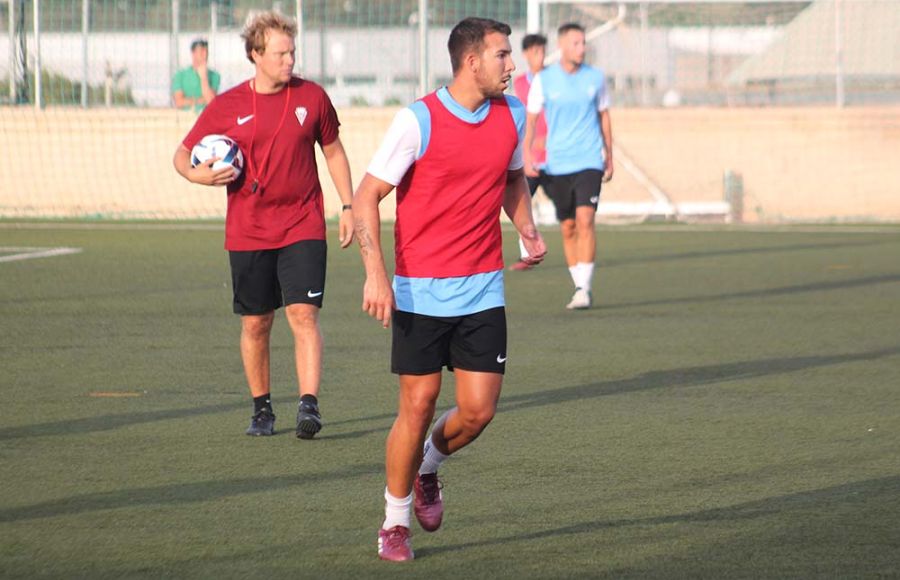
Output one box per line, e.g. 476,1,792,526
393,88,526,317
536,63,608,175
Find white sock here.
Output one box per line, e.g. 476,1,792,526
576,262,595,291
518,237,528,260
383,488,412,530
568,265,579,288
418,437,449,475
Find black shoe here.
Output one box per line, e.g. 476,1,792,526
246,409,276,436
296,400,322,439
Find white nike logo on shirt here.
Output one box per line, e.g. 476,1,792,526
307,290,323,298
237,115,254,125
497,354,507,363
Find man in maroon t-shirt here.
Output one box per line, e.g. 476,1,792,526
173,11,354,439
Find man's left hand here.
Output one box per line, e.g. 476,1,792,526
603,162,614,183
520,225,547,266
338,208,354,248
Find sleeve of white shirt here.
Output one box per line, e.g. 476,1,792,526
596,77,611,112
366,108,421,186
526,73,544,115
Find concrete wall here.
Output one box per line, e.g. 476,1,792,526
1,106,899,223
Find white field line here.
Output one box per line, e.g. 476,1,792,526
0,247,83,263
0,222,222,231
1,222,899,235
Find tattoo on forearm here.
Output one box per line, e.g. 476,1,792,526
354,221,373,258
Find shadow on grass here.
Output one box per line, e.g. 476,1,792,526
0,400,249,440
0,462,381,523
290,346,900,440
604,238,892,269
604,273,900,310
416,474,900,559
319,426,390,441
0,399,397,441
499,346,900,414
5,346,896,442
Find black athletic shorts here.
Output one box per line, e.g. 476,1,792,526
544,169,603,221
228,239,327,315
526,170,549,197
391,307,507,375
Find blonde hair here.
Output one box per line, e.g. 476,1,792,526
241,11,297,64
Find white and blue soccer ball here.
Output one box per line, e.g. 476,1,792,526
190,134,244,178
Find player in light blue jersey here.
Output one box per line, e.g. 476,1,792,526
525,22,614,310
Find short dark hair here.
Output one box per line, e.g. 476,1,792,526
522,34,547,51
190,38,208,51
448,17,512,74
557,22,585,36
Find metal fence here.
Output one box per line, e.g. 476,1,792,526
3,1,899,109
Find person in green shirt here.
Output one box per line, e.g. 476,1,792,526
172,38,220,112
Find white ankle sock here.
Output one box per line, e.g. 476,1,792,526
383,488,412,529
568,265,579,287
576,262,595,291
418,437,449,475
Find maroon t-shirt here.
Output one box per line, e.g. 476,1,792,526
183,76,340,251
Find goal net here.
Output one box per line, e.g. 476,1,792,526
1,0,898,223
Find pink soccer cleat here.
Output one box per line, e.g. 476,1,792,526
378,525,414,562
414,473,444,532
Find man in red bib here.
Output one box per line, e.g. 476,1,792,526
354,17,547,561
173,11,354,439
509,33,549,271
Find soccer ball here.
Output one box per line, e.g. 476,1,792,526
190,134,244,178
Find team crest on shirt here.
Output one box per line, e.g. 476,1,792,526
295,106,308,126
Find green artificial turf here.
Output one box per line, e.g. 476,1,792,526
1,223,898,579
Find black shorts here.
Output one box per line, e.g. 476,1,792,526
526,170,549,197
391,307,507,375
228,239,327,315
544,169,603,221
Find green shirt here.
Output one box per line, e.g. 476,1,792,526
172,66,221,112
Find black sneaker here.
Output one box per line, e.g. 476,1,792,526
246,409,276,436
296,400,322,439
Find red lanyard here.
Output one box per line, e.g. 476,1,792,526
247,80,292,194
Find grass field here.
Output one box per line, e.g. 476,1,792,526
1,223,899,579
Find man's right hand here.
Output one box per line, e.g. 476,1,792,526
189,157,235,186
362,272,395,328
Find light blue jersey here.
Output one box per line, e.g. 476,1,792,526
394,270,506,317
391,88,527,317
532,63,609,176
